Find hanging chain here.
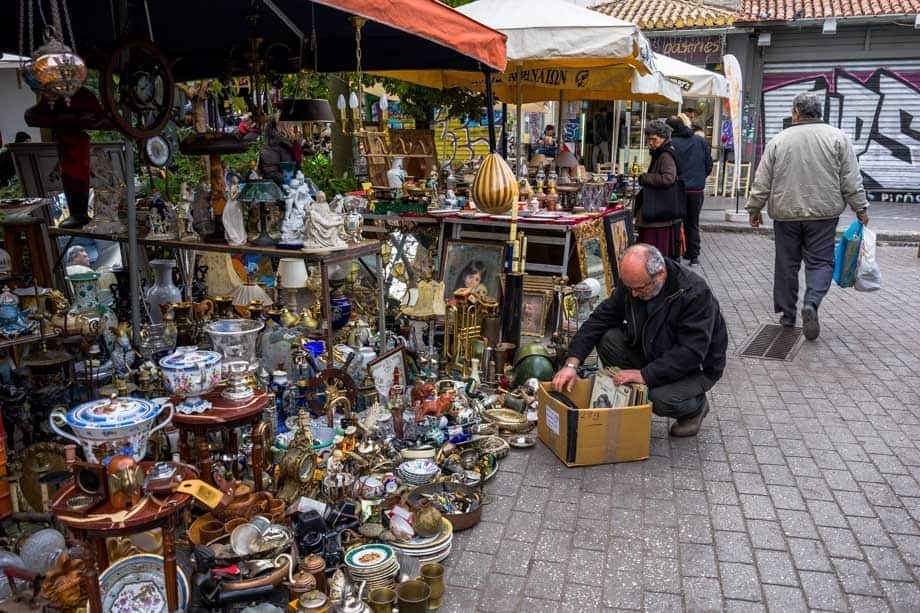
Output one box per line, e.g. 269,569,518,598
28,0,34,53
310,2,317,73
62,0,76,48
49,0,62,38
18,0,24,59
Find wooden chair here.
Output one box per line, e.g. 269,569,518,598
706,160,720,196
721,162,751,199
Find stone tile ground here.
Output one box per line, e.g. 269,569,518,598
440,231,920,612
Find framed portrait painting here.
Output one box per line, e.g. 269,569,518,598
603,208,634,283
367,345,407,401
439,240,505,301
520,290,551,337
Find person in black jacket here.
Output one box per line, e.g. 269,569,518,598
666,115,713,265
553,244,728,437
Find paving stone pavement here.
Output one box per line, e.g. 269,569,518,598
439,231,920,612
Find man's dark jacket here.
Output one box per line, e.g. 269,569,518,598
670,125,713,190
566,259,727,387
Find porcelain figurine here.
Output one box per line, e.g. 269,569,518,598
85,148,127,233
386,157,407,192
145,189,178,240
279,176,311,247
444,189,458,208
190,180,221,241
111,323,136,376
176,182,198,239
223,176,248,246
302,191,348,252
343,196,365,243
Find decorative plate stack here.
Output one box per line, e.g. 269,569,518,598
391,518,454,564
397,459,440,486
343,544,400,590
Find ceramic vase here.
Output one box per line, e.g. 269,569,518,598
329,292,351,330
67,272,118,350
471,153,519,214
145,260,182,323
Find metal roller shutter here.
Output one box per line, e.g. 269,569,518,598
761,59,920,203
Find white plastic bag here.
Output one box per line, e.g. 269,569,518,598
854,225,881,292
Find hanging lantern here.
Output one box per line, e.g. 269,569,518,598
31,32,86,106
471,153,519,214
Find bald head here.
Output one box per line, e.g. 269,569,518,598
620,244,667,300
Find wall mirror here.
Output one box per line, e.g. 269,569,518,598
572,219,613,299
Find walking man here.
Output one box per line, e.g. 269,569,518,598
553,244,728,437
746,92,869,340
667,115,713,265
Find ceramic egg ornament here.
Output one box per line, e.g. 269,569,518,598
471,153,519,214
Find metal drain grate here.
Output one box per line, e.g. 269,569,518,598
737,323,804,361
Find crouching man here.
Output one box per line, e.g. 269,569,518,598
552,244,728,437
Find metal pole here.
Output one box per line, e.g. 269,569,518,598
125,141,141,344
500,103,508,158
610,100,620,169
515,63,523,176
376,251,386,349
483,68,496,153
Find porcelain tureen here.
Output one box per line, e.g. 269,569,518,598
49,396,173,463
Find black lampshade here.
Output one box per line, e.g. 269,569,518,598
279,99,335,123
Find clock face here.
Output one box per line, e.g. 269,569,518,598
145,135,170,167
298,453,316,481
132,72,157,105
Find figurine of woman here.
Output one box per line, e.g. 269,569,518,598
302,191,348,252
111,323,136,376
279,176,310,247
223,175,247,246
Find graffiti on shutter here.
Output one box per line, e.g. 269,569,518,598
761,67,920,202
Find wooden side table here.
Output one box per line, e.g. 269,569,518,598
171,389,270,491
51,462,196,613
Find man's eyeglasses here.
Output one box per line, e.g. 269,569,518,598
625,276,657,293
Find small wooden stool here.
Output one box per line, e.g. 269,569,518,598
51,462,196,613
171,389,270,491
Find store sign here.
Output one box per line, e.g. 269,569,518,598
651,36,723,65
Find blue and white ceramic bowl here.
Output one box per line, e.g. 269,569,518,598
49,396,173,463
159,347,222,414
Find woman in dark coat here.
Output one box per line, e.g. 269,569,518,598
635,119,683,259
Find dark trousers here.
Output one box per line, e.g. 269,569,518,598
597,328,714,419
683,191,706,259
772,218,837,321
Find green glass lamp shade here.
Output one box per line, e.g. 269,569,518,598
238,180,285,204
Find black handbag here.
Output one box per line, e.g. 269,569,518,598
636,151,687,223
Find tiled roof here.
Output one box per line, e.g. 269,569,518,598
737,0,920,21
591,0,737,30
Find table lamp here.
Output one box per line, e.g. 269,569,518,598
238,180,285,247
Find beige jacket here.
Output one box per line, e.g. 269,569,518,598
746,120,868,221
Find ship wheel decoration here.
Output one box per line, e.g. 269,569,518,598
305,368,358,415
100,39,175,140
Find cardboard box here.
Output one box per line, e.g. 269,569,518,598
537,379,652,467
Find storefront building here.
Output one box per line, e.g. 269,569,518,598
590,0,748,170
736,1,920,203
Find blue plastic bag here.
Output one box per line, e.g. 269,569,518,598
833,221,863,288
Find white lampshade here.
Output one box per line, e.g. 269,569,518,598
232,282,273,306
348,92,359,109
336,94,347,111
278,258,308,289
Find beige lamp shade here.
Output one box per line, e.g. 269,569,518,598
556,151,578,169
277,258,308,289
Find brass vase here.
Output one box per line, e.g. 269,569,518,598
395,580,430,613
420,562,445,609
368,587,397,613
